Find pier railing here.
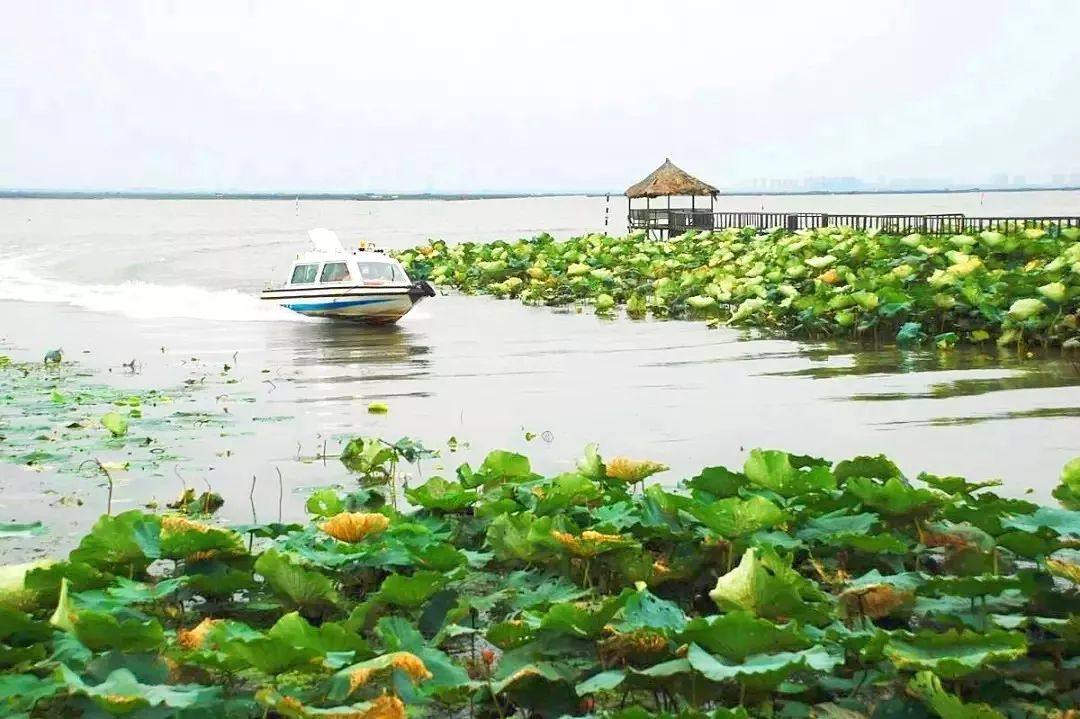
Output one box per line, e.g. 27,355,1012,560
627,209,1080,235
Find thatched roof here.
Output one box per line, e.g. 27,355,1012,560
625,158,718,199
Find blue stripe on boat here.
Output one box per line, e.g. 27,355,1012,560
284,298,396,311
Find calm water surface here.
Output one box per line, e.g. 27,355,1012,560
1,195,1079,557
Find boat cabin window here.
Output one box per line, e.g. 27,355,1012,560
319,262,352,283
290,263,319,284
357,262,399,282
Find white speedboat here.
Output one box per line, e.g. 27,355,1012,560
260,229,435,323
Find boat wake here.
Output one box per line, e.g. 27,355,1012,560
0,256,304,322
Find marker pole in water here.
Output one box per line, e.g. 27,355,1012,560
604,193,609,232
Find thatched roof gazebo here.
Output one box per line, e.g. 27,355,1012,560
625,158,719,238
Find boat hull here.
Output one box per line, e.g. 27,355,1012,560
259,282,434,324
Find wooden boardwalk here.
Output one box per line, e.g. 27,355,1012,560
628,209,1080,236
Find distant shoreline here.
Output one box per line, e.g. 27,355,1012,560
0,186,1078,200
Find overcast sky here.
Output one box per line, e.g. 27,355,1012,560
2,0,1079,192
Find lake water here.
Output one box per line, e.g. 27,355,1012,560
2,193,1079,558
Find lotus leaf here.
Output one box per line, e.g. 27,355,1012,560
1052,457,1080,510
708,548,826,623
883,629,1026,678
99,412,128,437
907,671,1005,719
744,449,835,497
686,643,840,688
254,549,338,614
846,476,942,516
679,611,810,662
58,665,221,714
689,495,789,538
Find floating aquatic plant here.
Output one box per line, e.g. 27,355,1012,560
397,225,1080,347
0,438,1077,716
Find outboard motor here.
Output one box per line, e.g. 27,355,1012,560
408,281,437,300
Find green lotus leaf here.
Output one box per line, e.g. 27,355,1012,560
100,411,129,437
796,510,879,539
267,611,370,657
686,643,840,688
907,670,1005,719
377,570,446,608
576,442,606,480
678,611,810,662
69,510,162,573
69,613,165,654
257,689,408,718
474,449,534,483
590,500,641,532
184,558,258,598
0,560,58,611
708,547,828,623
684,465,748,500
1003,506,1080,536
0,673,61,715
305,488,345,517
59,665,222,714
487,620,536,650
576,668,626,695
508,571,588,611
160,519,245,561
883,628,1026,678
328,649,437,702
627,657,693,680
253,548,337,614
744,449,836,497
408,542,466,572
74,576,188,611
0,521,46,539
405,476,477,512
375,616,470,690
923,573,1035,598
833,455,903,484
918,472,1002,496
486,513,556,563
339,437,396,476
845,476,942,516
534,472,603,515
538,597,623,638
1007,297,1045,321
490,659,577,695
218,631,324,674
50,577,162,653
611,587,687,634
0,606,49,647
689,495,789,538
1053,457,1080,510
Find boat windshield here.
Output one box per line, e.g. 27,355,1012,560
319,262,352,283
290,263,319,284
358,262,400,282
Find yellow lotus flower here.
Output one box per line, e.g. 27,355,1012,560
162,516,212,534
551,529,632,558
1048,558,1080,584
389,652,432,682
101,695,143,710
319,512,390,543
839,584,912,619
177,617,221,650
605,457,669,483
359,693,406,719
186,550,218,563
345,667,376,694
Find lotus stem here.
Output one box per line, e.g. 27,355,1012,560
276,466,284,523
